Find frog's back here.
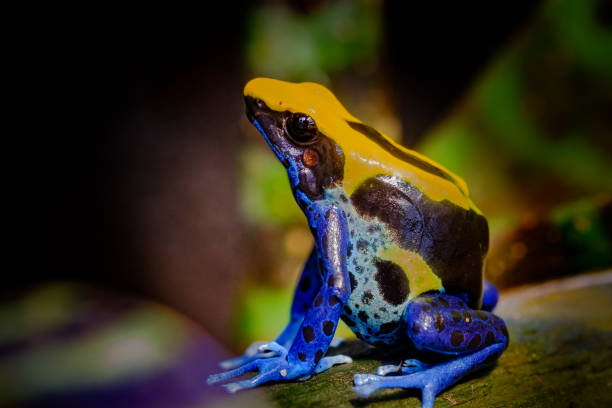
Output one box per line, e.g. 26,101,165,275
350,174,488,307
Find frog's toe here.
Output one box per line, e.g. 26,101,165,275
353,373,380,386
207,360,258,385
353,375,385,398
256,341,288,357
377,359,430,376
222,371,270,394
218,341,285,370
314,354,352,374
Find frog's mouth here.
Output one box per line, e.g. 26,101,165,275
244,96,290,167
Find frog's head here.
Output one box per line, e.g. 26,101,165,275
244,77,473,209
244,78,349,201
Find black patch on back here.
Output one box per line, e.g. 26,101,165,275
351,177,423,250
347,121,463,193
353,175,488,308
373,258,409,306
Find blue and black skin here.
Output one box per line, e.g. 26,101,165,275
208,79,509,408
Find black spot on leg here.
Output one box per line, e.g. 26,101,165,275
299,276,311,292
314,296,323,307
314,350,324,364
358,311,369,323
328,295,340,306
327,275,335,287
362,290,373,305
412,322,420,334
451,330,464,346
342,316,356,327
298,353,306,362
343,305,352,315
438,297,450,307
451,310,462,322
346,243,353,258
468,334,481,350
373,258,409,306
303,326,315,343
485,331,495,345
322,321,335,336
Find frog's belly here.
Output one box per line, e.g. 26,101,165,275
341,276,407,346
339,225,410,346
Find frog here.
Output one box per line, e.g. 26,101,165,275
208,78,508,408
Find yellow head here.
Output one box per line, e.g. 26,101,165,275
244,78,476,210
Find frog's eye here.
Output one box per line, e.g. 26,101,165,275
286,113,318,144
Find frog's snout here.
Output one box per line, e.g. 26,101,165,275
244,96,266,123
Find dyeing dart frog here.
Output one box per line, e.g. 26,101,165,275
208,78,508,408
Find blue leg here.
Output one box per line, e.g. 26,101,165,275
209,205,353,391
219,249,322,370
354,292,508,408
481,280,499,312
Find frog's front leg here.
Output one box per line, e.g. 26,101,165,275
354,293,508,408
209,205,352,392
219,249,322,370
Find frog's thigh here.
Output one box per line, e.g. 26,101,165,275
402,292,508,355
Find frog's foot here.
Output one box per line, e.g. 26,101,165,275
315,354,352,374
376,359,431,376
218,341,287,370
354,343,506,407
208,351,310,393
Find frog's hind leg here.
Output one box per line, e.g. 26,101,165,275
354,292,508,408
481,279,499,311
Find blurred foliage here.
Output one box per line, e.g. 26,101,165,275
487,195,612,288
234,0,612,347
246,0,381,83
420,0,612,232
